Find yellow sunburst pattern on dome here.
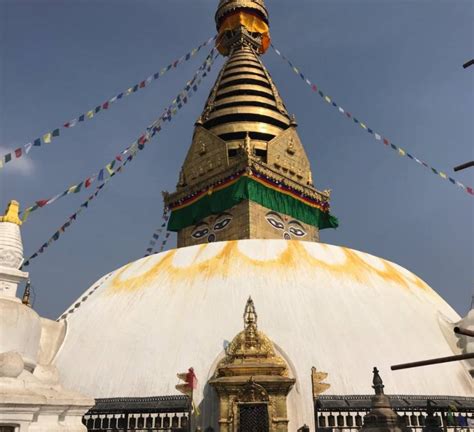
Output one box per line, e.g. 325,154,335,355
106,240,432,295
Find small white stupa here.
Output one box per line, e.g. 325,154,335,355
0,200,93,432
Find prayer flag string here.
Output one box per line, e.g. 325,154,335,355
21,51,218,268
271,45,473,197
0,36,216,171
144,209,170,257
21,49,218,222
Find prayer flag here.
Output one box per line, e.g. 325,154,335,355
86,111,94,119
102,101,109,110
105,163,114,175
36,200,48,208
34,138,41,146
15,148,22,158
43,133,52,144
79,114,85,122
98,169,104,182
22,208,31,222
74,182,83,193
25,143,33,154
52,128,60,137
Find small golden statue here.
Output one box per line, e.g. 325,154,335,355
0,200,22,226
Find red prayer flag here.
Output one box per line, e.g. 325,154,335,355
102,101,109,110
383,138,389,145
139,81,146,88
186,368,198,390
36,200,48,208
15,148,22,158
138,135,147,145
85,178,92,188
345,112,352,118
311,84,318,92
467,187,473,195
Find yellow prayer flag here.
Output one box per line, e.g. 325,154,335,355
398,148,406,156
440,172,447,179
86,111,94,119
324,96,331,104
360,123,367,129
68,185,77,194
105,164,114,175
43,133,52,144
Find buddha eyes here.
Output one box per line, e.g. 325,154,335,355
266,217,285,230
214,217,232,231
192,227,210,239
191,214,233,240
289,226,306,237
266,212,308,238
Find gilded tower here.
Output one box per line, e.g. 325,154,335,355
164,0,338,247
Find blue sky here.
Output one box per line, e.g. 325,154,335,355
1,0,472,319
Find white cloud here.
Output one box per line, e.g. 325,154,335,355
0,146,35,177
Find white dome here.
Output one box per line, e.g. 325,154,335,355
53,240,473,429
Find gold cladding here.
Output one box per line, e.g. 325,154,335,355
206,106,291,126
209,122,285,137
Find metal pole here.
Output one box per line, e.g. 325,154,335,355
454,326,474,337
463,59,474,69
391,353,474,370
454,161,474,172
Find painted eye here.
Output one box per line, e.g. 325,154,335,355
214,217,232,231
289,226,307,237
191,228,209,239
266,217,285,230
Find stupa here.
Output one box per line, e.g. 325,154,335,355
9,0,471,431
0,202,93,431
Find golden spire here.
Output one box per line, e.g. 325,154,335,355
0,200,22,226
162,1,336,247
244,296,259,349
